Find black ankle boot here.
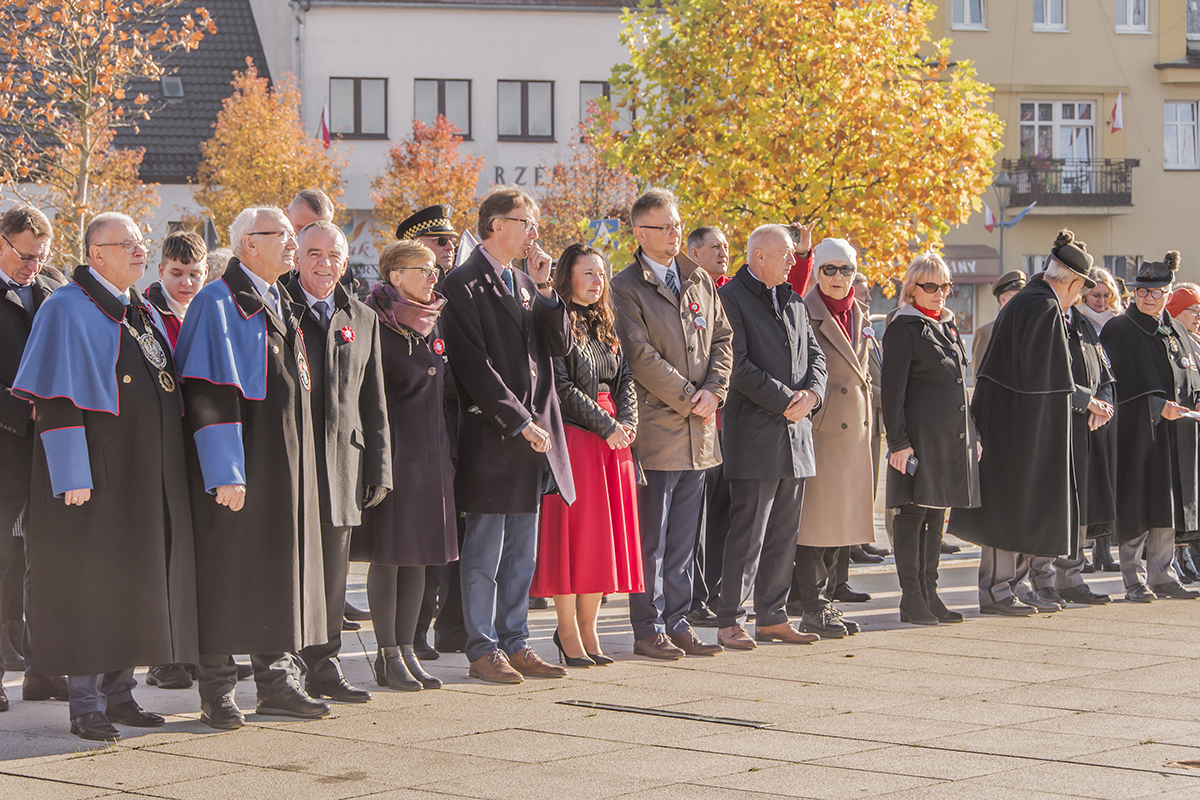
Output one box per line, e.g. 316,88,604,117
400,645,441,689
374,646,422,691
1093,538,1119,572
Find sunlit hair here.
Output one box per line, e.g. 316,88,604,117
84,211,137,254
229,206,284,259
553,243,619,350
477,185,538,241
161,230,207,265
0,204,52,240
899,252,951,307
378,239,435,285
298,220,348,258
1085,267,1124,314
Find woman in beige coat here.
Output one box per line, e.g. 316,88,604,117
794,238,875,639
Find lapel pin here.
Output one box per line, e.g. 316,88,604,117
433,338,445,355
340,326,355,342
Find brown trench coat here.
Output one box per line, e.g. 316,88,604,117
612,249,733,472
796,289,875,547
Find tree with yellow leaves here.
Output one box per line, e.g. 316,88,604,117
194,59,346,244
595,0,1003,280
0,0,213,264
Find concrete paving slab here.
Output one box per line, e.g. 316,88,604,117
809,743,1028,780
5,748,243,791
872,698,1076,727
406,728,633,763
921,726,1138,760
970,759,1198,799
553,744,769,781
274,740,511,788
1071,742,1200,773
699,761,942,798
1014,712,1200,745
144,765,394,800
695,728,892,761
423,761,668,800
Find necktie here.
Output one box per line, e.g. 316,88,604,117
501,268,514,296
267,286,282,318
5,281,31,313
664,268,680,300
313,299,330,331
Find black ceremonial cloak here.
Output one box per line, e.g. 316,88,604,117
1067,309,1117,529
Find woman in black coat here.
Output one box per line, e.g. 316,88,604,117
882,253,980,626
530,244,641,667
358,240,458,690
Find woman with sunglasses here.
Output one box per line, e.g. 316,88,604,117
1101,252,1200,602
882,253,980,625
355,240,459,690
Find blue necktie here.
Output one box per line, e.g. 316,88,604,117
267,286,282,318
313,299,330,331
501,268,514,296
664,269,680,300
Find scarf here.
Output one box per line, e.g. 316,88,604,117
818,286,855,342
915,303,942,321
1076,302,1115,335
368,280,445,338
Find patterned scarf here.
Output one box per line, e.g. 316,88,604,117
367,281,445,338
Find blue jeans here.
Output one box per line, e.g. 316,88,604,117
460,512,538,662
629,470,706,640
67,669,135,719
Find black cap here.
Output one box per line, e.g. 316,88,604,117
1130,251,1180,289
396,205,457,241
1049,229,1096,289
992,269,1027,298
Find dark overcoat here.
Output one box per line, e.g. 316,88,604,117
1100,304,1200,541
175,261,326,655
882,305,980,510
440,246,575,514
354,316,458,566
0,271,60,533
17,267,198,675
718,265,827,481
1067,309,1117,529
949,280,1076,557
283,277,392,527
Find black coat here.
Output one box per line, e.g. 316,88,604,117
1101,305,1200,541
555,322,637,438
180,262,326,655
0,271,59,533
283,277,392,527
353,318,458,566
949,280,1077,557
1067,309,1117,529
441,246,575,513
718,266,827,481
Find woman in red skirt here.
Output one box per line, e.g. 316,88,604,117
531,244,643,666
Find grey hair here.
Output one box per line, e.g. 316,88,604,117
1045,259,1082,285
84,212,136,253
288,188,334,220
746,224,791,259
229,206,284,258
298,220,348,257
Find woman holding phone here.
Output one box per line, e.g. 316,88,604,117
881,253,981,626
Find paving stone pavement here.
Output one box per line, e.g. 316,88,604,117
4,535,1200,799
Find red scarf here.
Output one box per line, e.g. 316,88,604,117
915,304,941,321
818,287,855,342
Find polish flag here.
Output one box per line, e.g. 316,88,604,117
318,101,331,149
1111,93,1123,133
983,203,996,233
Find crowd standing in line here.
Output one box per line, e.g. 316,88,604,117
1,185,1197,742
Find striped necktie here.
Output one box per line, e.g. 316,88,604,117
664,268,680,300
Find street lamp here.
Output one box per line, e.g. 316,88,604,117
991,170,1016,274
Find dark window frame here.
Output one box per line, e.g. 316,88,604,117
414,78,473,140
497,79,555,143
329,76,388,140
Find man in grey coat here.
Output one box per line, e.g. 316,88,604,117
285,221,392,703
716,225,827,649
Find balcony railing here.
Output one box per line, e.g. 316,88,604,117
1001,158,1139,207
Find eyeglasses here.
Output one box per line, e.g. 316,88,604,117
503,217,538,233
249,230,297,241
820,265,856,277
917,282,953,295
637,222,684,233
396,266,438,279
0,233,51,265
420,236,457,248
93,239,148,254
1135,287,1166,299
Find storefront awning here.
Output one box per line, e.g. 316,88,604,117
943,245,1001,285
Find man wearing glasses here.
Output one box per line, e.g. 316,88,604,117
396,205,459,281
175,206,330,728
950,230,1098,616
0,205,64,713
612,188,733,660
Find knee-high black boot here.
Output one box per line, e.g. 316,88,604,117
921,512,963,623
893,508,938,626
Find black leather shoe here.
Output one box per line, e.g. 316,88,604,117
147,664,194,689
980,597,1038,616
528,596,549,610
106,700,165,727
862,543,890,557
685,604,719,628
0,683,8,712
1124,584,1157,603
849,548,884,564
799,607,848,639
412,638,440,661
1082,560,1097,574
255,687,330,718
22,674,68,701
831,606,860,634
200,693,245,730
940,541,961,554
344,601,371,621
70,711,120,741
832,583,870,603
1057,584,1111,605
341,617,362,632
1151,581,1200,599
306,676,371,703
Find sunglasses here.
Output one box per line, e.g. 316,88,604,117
820,265,855,277
421,235,457,248
917,282,953,295
1135,287,1166,299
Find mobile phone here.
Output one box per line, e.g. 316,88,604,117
885,451,919,475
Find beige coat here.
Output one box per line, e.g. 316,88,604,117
797,289,875,547
612,249,733,472
972,319,994,379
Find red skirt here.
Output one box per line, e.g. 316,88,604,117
531,393,644,597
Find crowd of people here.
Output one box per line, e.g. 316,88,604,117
0,183,1192,744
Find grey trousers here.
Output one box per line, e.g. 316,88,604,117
299,525,352,683
1120,527,1178,589
196,653,297,703
978,546,1023,605
630,470,705,640
66,669,135,719
717,477,804,629
1014,555,1056,593
1052,527,1089,590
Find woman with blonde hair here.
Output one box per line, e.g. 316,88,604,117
881,252,980,625
1078,266,1123,336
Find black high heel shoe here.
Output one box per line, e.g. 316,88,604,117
552,630,595,667
586,652,614,666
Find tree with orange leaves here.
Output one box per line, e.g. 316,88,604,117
369,116,484,253
194,59,346,244
0,0,213,264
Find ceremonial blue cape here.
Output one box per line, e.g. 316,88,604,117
174,276,268,401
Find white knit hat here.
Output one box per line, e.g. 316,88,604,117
813,238,857,270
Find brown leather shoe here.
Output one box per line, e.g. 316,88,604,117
717,624,757,650
755,622,820,644
468,651,524,684
669,626,724,656
509,647,567,678
633,632,685,660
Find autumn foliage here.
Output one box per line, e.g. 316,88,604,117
369,116,484,253
596,0,1003,281
0,0,213,264
194,59,346,245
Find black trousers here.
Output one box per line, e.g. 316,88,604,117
299,525,352,683
413,564,441,644
692,463,731,610
717,478,804,628
792,545,841,614
434,513,467,650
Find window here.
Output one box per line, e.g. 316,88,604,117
1033,0,1065,30
951,0,986,29
329,77,387,138
1022,255,1049,276
1165,102,1199,169
1019,101,1094,160
497,80,554,141
579,81,632,133
1115,0,1147,31
414,79,471,139
1103,255,1142,283
1191,0,1200,39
